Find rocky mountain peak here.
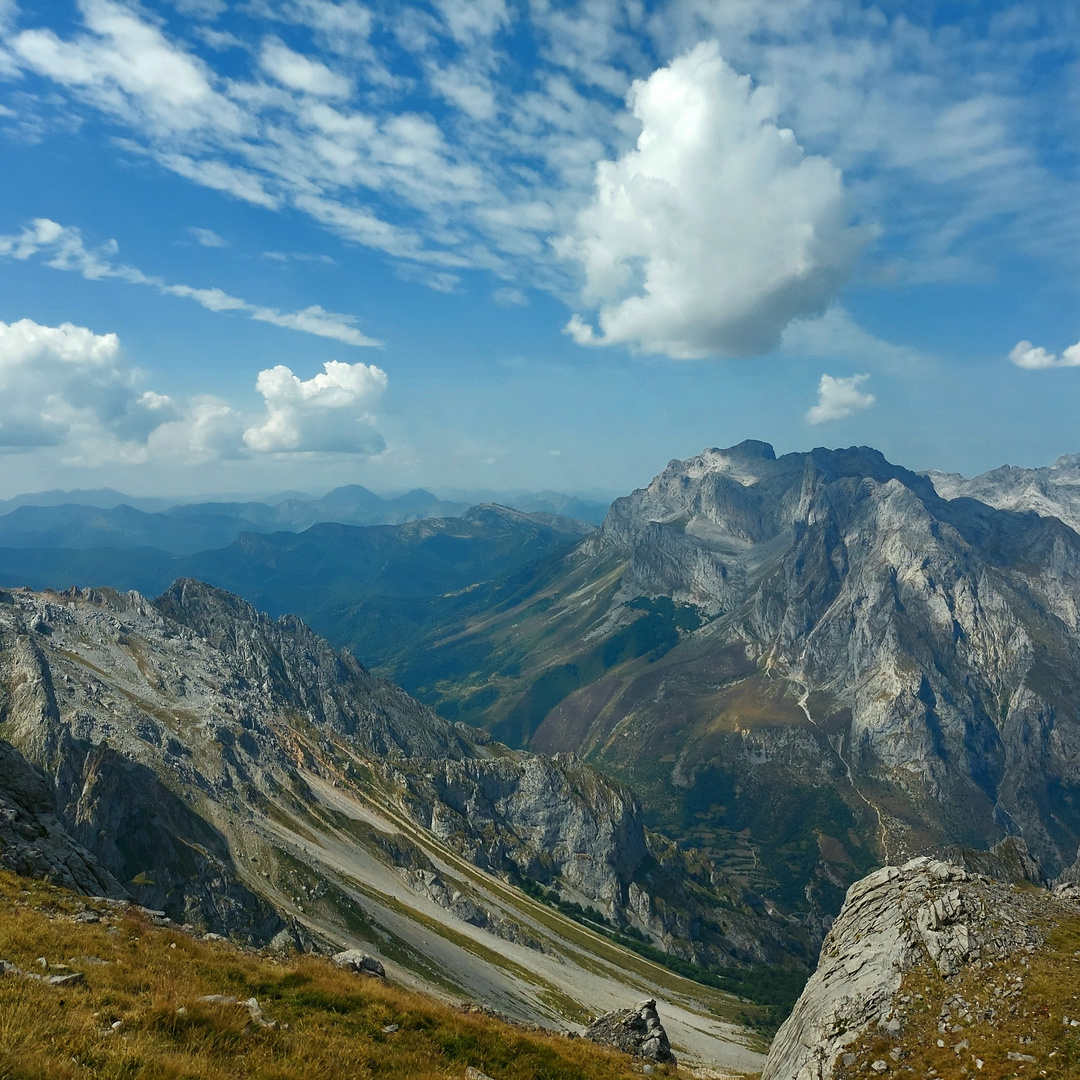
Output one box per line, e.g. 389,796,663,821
927,450,1080,535
713,438,777,461
800,445,938,502
514,438,1080,909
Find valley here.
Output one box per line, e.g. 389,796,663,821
4,440,1080,1076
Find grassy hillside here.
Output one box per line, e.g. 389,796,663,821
832,895,1080,1079
0,869,670,1080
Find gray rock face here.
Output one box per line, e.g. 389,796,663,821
0,580,658,945
565,442,1080,883
404,869,545,950
943,836,1046,886
405,752,646,906
761,856,1068,1080
584,999,676,1064
0,736,124,898
927,453,1080,535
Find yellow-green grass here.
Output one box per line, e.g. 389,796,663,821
0,870,661,1080
833,908,1080,1080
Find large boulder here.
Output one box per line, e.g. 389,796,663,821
584,998,675,1064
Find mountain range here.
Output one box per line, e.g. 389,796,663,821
298,441,1080,933
0,485,611,557
5,438,1080,1067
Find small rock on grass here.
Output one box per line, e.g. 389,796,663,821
332,949,386,978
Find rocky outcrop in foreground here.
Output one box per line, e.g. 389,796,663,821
762,856,1080,1079
584,999,675,1065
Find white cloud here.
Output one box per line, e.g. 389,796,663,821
0,317,244,465
10,0,246,137
558,42,869,359
188,226,228,247
243,360,388,453
0,218,380,347
0,319,389,466
145,398,243,464
1008,339,1080,370
194,26,245,51
806,373,875,425
166,0,226,18
0,317,173,457
262,250,335,264
252,0,376,58
429,65,497,120
259,38,351,98
781,305,930,376
8,0,1073,318
433,0,507,44
149,150,280,210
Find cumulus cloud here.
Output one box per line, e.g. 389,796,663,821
7,0,1080,307
1008,339,1080,370
144,399,243,464
0,317,175,458
0,219,380,346
243,360,388,453
0,318,389,465
806,373,875,425
558,41,869,359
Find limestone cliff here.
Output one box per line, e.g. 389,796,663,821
0,735,124,898
762,856,1080,1079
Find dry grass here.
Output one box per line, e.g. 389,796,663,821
832,907,1080,1080
0,870,661,1080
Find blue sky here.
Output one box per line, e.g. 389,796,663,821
0,0,1078,499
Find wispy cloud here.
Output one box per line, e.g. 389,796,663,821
781,305,931,376
492,286,527,307
188,226,228,247
0,218,380,347
3,0,1079,333
263,250,335,264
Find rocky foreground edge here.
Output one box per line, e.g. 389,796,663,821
762,854,1080,1080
